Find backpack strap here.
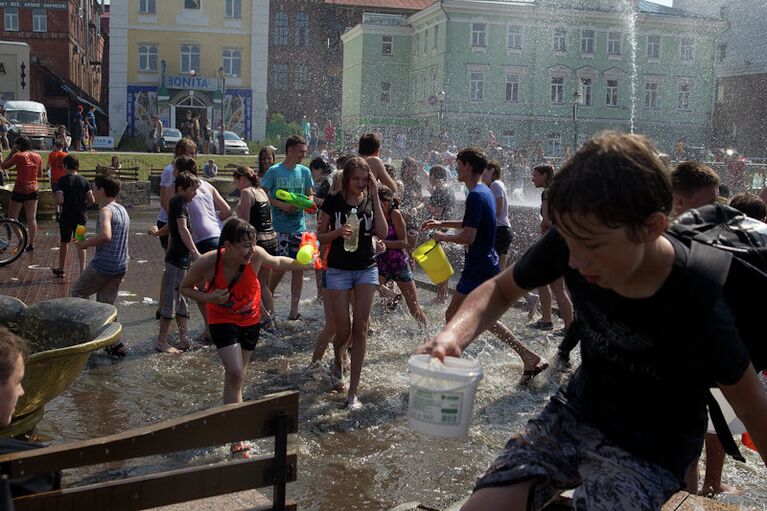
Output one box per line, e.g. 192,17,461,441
687,242,746,462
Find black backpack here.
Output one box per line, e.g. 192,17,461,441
668,203,767,461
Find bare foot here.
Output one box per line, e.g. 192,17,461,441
518,360,550,386
699,484,742,497
178,341,205,351
428,296,448,306
155,343,182,354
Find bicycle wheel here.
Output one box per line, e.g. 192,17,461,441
0,218,28,267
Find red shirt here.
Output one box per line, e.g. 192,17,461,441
10,151,43,194
47,150,67,185
325,124,335,143
205,251,261,327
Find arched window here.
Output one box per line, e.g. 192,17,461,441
138,45,158,72
222,49,241,77
274,12,289,46
295,12,309,47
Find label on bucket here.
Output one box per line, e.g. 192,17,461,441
410,389,464,425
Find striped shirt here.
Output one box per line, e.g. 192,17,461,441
90,202,130,275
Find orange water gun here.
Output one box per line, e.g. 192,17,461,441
296,232,324,269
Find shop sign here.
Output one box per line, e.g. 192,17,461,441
0,2,67,8
93,136,114,149
165,75,217,91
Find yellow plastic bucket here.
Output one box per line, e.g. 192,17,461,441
412,239,454,284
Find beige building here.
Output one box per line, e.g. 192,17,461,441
109,0,269,142
0,41,30,103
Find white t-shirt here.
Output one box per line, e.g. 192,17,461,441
157,162,174,223
490,180,510,227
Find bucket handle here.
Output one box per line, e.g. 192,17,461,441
423,238,442,256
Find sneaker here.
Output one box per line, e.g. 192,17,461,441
328,358,345,392
530,320,554,331
526,294,540,320
344,395,362,410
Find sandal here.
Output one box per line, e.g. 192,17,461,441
104,342,128,357
518,361,549,386
230,441,253,458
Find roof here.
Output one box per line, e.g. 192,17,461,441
638,0,714,18
324,0,435,10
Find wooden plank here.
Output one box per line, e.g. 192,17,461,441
0,391,299,478
13,453,297,511
247,500,297,511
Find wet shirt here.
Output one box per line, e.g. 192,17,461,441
206,251,261,327
320,192,376,271
57,173,90,217
429,182,455,221
462,184,499,281
166,195,192,269
512,229,751,479
188,180,222,244
10,151,42,194
490,180,510,227
157,163,174,223
47,150,67,185
90,202,130,276
261,162,314,234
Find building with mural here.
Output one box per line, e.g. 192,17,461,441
341,0,722,155
109,0,268,143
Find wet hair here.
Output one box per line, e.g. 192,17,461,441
0,326,27,385
533,164,555,187
310,157,331,176
174,155,198,176
285,135,306,153
94,171,121,198
258,146,276,177
487,160,502,181
233,165,259,187
358,133,381,156
719,184,731,199
14,136,31,152
341,156,370,197
174,137,197,158
207,218,257,292
174,172,200,192
671,161,720,196
335,153,353,170
729,192,767,221
63,154,79,171
456,147,487,175
378,185,399,209
546,131,672,242
429,165,448,181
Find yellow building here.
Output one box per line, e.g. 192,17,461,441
109,0,268,142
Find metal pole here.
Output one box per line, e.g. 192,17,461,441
572,100,578,152
220,72,226,155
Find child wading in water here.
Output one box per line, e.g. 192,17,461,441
180,218,307,453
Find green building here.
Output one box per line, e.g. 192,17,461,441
341,0,722,155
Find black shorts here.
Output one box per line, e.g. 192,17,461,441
257,237,278,256
495,226,513,255
11,191,39,202
157,220,168,249
195,237,219,254
209,323,261,351
59,214,86,243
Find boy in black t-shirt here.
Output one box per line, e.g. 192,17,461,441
420,132,767,510
53,155,93,278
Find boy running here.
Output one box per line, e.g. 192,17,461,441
420,132,767,510
53,154,93,278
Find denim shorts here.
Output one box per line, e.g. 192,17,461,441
325,266,379,290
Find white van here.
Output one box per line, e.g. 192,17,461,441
3,100,54,149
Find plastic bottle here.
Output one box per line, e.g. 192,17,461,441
344,208,359,252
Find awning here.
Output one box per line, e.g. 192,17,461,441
76,96,106,116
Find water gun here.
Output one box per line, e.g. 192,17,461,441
275,189,317,214
296,232,324,269
75,225,86,242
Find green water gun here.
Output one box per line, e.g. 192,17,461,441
275,189,317,214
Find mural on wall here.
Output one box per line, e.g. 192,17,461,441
214,89,252,140
127,85,158,137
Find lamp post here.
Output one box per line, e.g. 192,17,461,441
217,67,226,155
438,90,446,143
572,90,581,153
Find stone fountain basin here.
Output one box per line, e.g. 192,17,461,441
0,296,122,437
0,185,56,219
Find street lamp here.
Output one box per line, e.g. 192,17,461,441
217,66,226,155
572,90,581,153
438,90,446,143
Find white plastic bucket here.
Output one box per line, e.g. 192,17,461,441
407,354,483,438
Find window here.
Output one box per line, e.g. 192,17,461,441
608,32,621,56
32,9,47,32
184,0,200,9
138,45,158,72
470,72,484,101
550,77,564,104
414,32,419,56
382,35,392,56
677,82,690,110
433,24,438,49
606,79,619,106
680,37,693,62
548,133,562,157
381,81,391,103
423,29,429,54
647,35,660,60
296,64,308,89
4,8,18,31
180,44,200,74
716,82,725,103
274,12,289,46
222,49,241,77
553,28,566,52
507,25,522,50
139,0,156,14
718,44,727,63
295,12,309,47
579,78,592,106
273,64,288,89
471,23,487,48
581,30,594,55
225,0,241,19
645,80,658,108
505,74,520,102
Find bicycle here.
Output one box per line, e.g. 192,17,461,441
0,201,29,267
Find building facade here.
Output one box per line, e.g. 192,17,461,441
342,0,722,155
0,0,105,128
109,0,269,143
0,41,31,102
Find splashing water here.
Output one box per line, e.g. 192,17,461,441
624,0,639,134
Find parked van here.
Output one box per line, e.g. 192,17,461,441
3,101,55,149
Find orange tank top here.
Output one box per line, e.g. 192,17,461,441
205,250,261,326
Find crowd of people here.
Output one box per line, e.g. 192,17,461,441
2,128,767,509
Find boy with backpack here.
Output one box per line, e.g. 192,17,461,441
53,154,93,278
420,132,767,510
